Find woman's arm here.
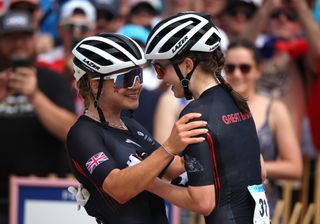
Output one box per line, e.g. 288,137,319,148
240,0,281,41
147,178,215,216
261,154,267,182
162,156,185,181
294,0,320,61
265,100,303,180
102,113,208,204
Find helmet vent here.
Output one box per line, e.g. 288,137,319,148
205,32,221,46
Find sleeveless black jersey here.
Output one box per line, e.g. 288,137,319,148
66,116,168,224
180,85,262,224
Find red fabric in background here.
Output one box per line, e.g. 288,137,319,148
307,57,320,151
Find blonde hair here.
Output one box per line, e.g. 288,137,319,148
75,72,97,110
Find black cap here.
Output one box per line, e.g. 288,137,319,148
0,11,34,36
93,0,119,18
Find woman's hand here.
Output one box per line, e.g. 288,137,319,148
8,67,38,101
163,112,208,155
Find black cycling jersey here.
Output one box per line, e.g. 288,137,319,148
66,116,168,224
180,85,262,224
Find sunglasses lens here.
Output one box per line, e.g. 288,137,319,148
225,64,251,75
227,6,255,19
225,64,235,74
64,24,90,34
239,64,251,73
270,10,297,21
114,68,143,89
286,11,297,21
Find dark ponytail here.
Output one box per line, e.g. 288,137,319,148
195,49,250,114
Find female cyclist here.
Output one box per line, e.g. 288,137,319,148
144,12,269,224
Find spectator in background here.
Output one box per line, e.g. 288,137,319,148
225,38,302,216
9,0,42,29
0,11,76,223
37,0,96,75
37,0,96,115
126,0,163,31
221,0,261,40
240,0,319,148
201,0,227,27
9,0,54,54
92,0,124,33
162,0,194,17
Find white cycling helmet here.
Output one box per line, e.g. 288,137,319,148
72,33,146,81
145,12,221,60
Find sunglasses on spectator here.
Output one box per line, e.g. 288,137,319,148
91,67,143,89
63,23,90,34
226,6,255,19
270,10,297,22
224,63,252,75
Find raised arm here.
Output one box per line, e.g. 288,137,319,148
293,0,320,65
240,0,281,41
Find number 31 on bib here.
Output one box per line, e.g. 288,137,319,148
247,184,270,224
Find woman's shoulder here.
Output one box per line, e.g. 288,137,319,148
268,98,290,128
68,116,103,139
269,98,288,114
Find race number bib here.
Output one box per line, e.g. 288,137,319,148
247,184,270,224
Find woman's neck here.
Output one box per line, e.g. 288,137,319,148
242,88,257,103
190,74,219,99
85,107,127,130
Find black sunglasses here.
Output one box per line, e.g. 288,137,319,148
224,63,252,75
63,23,90,34
226,6,256,19
270,10,297,22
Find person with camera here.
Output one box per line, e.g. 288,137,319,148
0,10,76,223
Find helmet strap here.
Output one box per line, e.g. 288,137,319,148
94,75,107,124
172,57,199,100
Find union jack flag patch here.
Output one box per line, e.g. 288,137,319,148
86,152,109,174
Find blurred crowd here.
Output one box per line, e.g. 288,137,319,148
0,0,319,223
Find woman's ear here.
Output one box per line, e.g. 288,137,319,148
90,80,99,95
184,57,194,73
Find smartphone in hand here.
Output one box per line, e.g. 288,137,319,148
11,57,31,72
